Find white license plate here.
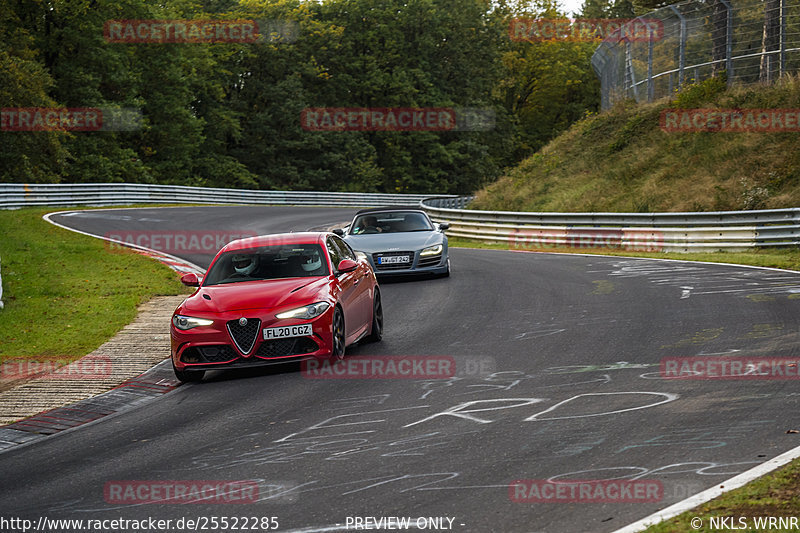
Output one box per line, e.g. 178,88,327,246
263,324,313,340
379,255,410,264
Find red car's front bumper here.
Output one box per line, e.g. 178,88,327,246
171,306,335,371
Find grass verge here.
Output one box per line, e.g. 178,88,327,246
0,208,189,361
645,459,800,532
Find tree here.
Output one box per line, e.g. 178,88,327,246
0,0,67,182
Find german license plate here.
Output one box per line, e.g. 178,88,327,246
378,255,410,264
263,324,312,340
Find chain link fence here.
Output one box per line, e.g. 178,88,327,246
592,0,800,109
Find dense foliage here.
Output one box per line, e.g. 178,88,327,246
1,0,604,194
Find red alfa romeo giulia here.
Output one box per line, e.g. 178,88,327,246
170,232,382,382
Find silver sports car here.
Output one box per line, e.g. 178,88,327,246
336,207,450,277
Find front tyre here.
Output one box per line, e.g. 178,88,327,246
440,258,450,278
331,306,346,361
364,290,383,343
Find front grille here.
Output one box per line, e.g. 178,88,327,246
257,337,319,358
373,251,415,271
417,253,442,268
227,318,261,355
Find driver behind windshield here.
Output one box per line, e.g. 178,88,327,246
299,248,325,276
353,215,383,234
231,253,259,277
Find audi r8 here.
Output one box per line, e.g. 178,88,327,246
336,207,450,277
170,232,382,382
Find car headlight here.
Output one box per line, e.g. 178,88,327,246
420,244,443,256
354,251,368,262
172,315,214,330
276,302,330,320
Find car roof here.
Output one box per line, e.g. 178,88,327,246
220,232,328,253
354,206,427,216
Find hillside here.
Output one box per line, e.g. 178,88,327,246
471,75,800,213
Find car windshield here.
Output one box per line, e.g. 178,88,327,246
350,212,433,234
203,244,329,285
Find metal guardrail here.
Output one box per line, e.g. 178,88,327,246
4,184,797,252
0,183,455,209
420,197,800,252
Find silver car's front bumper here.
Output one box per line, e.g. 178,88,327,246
367,251,449,276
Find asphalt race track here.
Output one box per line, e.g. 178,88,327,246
2,206,800,533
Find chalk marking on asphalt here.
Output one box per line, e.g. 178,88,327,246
524,392,679,421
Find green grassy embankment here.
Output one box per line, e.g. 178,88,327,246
472,75,800,213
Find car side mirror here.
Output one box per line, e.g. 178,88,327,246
337,259,359,273
439,222,450,230
180,272,200,287
333,228,345,236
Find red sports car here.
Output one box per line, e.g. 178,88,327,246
170,232,382,382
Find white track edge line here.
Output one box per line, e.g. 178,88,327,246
612,444,800,532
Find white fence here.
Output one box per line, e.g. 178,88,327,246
421,197,800,252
